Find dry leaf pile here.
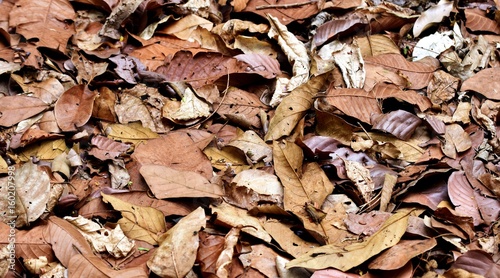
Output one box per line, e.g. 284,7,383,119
1,0,500,277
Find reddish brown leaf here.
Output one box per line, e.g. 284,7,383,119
242,0,321,25
54,85,98,132
371,110,422,140
131,130,213,179
314,18,368,46
461,67,500,100
0,95,49,127
9,0,75,51
156,51,279,89
368,238,437,270
319,87,381,124
89,135,130,161
464,8,500,35
448,171,483,226
449,250,500,277
371,83,432,112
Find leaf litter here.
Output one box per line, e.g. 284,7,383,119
1,0,500,277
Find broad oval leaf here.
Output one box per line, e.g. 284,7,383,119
140,164,223,199
0,95,48,127
54,84,98,132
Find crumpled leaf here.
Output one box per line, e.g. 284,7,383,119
162,86,211,122
211,202,272,243
265,74,329,141
413,0,453,37
228,130,272,163
441,124,471,159
4,161,50,228
287,209,411,271
101,193,166,245
99,0,143,39
140,164,223,199
267,14,310,92
64,215,134,258
89,135,130,161
147,207,206,278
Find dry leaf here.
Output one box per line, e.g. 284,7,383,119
287,209,411,271
147,207,206,278
54,85,97,132
0,95,48,127
101,193,167,245
140,164,223,199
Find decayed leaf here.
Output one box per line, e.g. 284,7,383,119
412,0,453,37
64,215,134,258
265,74,328,141
54,85,97,132
147,207,206,278
4,161,50,228
101,193,166,245
340,158,375,203
211,202,272,243
162,86,211,122
47,216,148,277
239,244,280,278
140,164,223,199
267,14,310,92
287,209,411,271
0,95,49,127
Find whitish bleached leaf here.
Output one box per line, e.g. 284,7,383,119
267,14,310,93
64,215,134,258
413,0,453,37
148,207,206,278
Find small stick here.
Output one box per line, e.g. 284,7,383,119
256,0,316,9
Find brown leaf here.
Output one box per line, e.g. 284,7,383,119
368,239,437,270
131,130,213,179
314,18,368,47
371,110,422,140
461,67,500,100
101,193,167,245
147,207,206,278
371,83,431,112
156,51,278,89
449,250,500,277
9,0,75,51
287,209,411,271
364,54,440,90
54,84,98,132
265,74,329,141
464,8,500,35
448,171,483,226
0,95,48,127
140,164,223,199
319,87,381,124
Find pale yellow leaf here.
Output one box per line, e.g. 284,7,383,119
287,209,411,271
105,122,159,145
228,130,272,163
147,207,206,278
101,193,166,245
211,202,272,242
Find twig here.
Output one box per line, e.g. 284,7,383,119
256,0,316,10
